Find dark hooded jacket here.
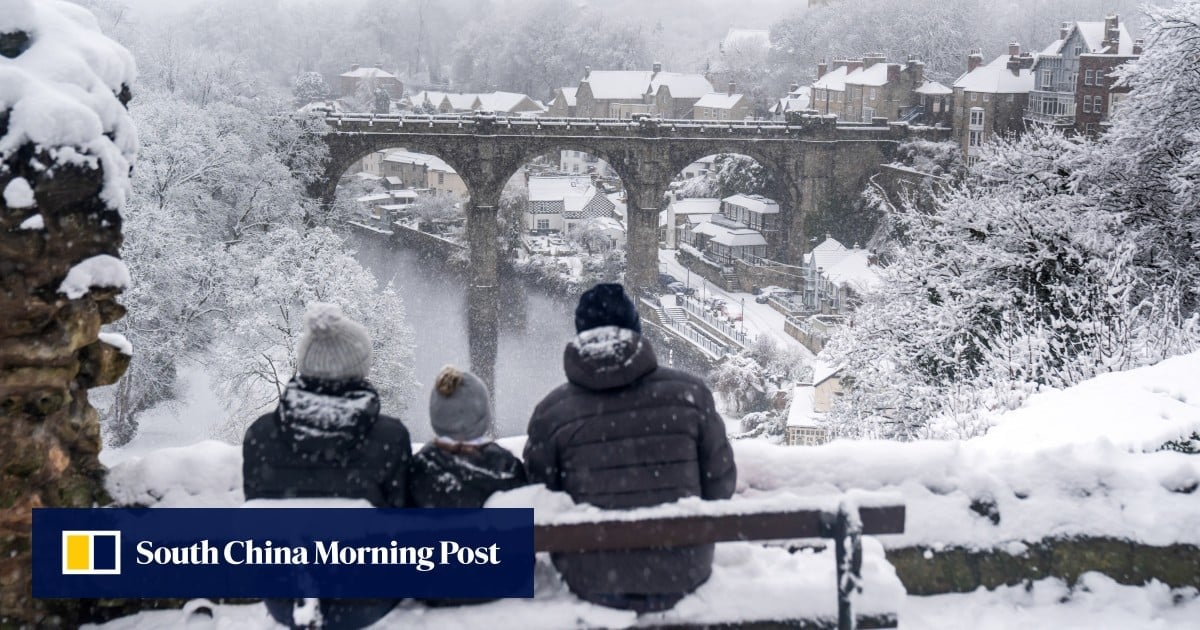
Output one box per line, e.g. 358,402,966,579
524,326,737,600
243,375,412,507
408,441,527,508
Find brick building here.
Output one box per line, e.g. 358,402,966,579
570,64,713,119
1025,15,1140,136
808,55,925,122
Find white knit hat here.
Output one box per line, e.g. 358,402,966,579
296,303,372,380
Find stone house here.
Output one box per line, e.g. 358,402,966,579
951,44,1036,164
661,197,720,248
682,194,778,265
801,236,880,315
809,55,926,122
1025,15,1140,136
571,64,713,119
409,90,543,115
339,64,403,99
547,87,578,117
378,150,468,201
693,84,752,121
525,176,616,234
769,83,812,120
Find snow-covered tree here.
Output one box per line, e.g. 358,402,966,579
826,129,1145,439
677,154,775,200
1084,0,1200,324
292,71,330,104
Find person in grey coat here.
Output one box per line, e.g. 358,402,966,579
524,283,737,614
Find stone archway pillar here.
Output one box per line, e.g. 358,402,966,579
465,203,500,429
624,186,668,294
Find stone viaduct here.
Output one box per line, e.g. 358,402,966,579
316,112,949,390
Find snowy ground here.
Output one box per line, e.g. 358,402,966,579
657,248,813,359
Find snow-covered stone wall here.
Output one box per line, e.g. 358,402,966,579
0,0,137,625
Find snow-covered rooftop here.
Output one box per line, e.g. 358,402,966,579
770,93,811,114
382,149,454,173
823,250,881,293
340,66,396,79
694,92,746,109
671,198,722,214
693,221,767,247
806,236,849,270
723,194,780,215
557,87,577,107
915,80,952,96
844,62,892,87
582,70,713,100
811,65,849,91
786,384,818,427
528,176,595,203
953,54,1034,94
1042,21,1136,56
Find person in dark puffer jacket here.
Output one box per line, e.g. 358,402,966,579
243,302,411,630
408,365,526,509
524,283,737,614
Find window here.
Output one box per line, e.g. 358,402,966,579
969,107,984,127
971,92,978,102
1095,69,1105,84
1093,96,1104,113
536,219,550,230
1042,69,1052,88
1083,95,1092,113
869,88,877,100
983,93,990,102
1074,46,1082,56
1086,123,1096,134
437,172,445,185
968,130,983,147
1085,69,1094,85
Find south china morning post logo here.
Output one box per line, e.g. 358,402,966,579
61,530,121,575
34,508,534,599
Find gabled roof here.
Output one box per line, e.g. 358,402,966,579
581,70,713,100
1042,21,1136,56
694,92,747,109
811,361,843,387
558,87,578,107
806,236,849,270
652,72,715,99
382,150,454,174
812,65,850,91
445,93,481,110
770,93,811,114
953,54,1034,94
723,194,780,214
477,91,543,112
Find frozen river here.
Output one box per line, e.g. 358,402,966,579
351,232,577,442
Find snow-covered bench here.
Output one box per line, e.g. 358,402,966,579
530,494,906,629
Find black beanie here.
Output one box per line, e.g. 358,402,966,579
575,283,642,334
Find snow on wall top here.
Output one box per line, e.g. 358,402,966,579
0,0,137,210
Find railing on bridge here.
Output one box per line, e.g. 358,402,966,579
319,111,927,136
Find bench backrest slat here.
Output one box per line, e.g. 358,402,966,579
533,505,904,553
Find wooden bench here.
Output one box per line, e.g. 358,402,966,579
534,500,906,630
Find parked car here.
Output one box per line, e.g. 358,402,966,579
755,295,770,304
667,281,695,296
658,273,679,288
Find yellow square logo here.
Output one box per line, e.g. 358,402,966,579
61,531,121,575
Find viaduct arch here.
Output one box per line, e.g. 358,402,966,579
315,113,949,390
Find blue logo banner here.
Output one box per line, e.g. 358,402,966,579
34,508,534,598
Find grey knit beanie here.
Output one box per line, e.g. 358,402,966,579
296,302,372,380
429,365,492,441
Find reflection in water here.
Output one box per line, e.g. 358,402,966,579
350,232,576,442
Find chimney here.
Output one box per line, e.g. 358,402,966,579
886,64,899,83
1008,41,1020,57
584,65,591,78
789,82,800,93
351,62,360,71
817,61,828,78
1133,38,1144,55
375,60,384,69
1104,14,1121,51
863,52,886,69
652,61,662,75
727,81,736,96
967,50,983,73
1060,21,1071,40
845,59,863,74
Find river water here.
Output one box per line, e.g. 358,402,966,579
350,232,577,442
